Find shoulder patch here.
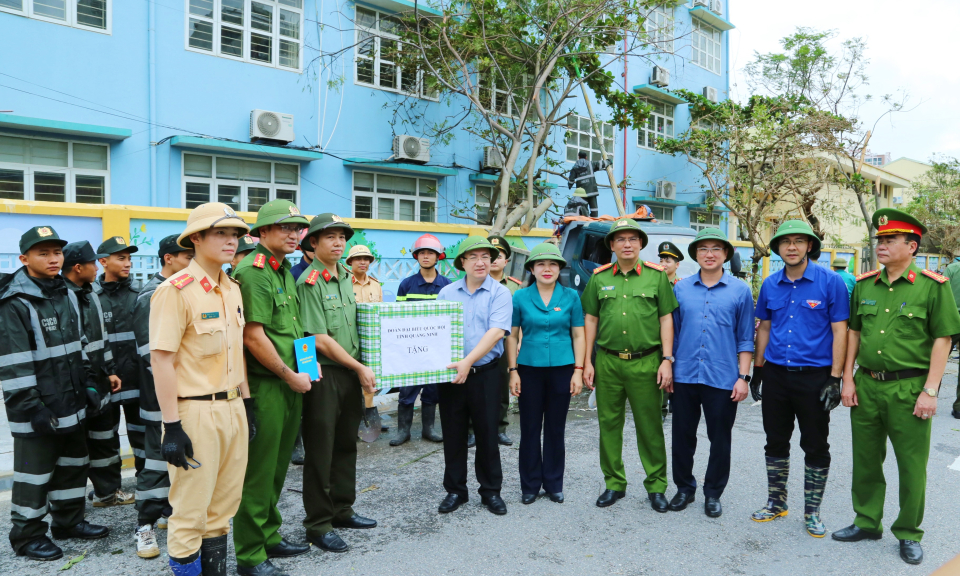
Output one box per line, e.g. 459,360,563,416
921,269,948,284
252,253,266,269
593,263,614,275
856,270,881,282
508,276,522,285
305,270,320,285
643,261,666,272
170,274,194,290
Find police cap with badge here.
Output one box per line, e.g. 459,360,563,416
657,241,684,262
19,225,68,254
97,235,139,256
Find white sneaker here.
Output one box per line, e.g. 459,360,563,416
91,488,135,507
135,524,160,559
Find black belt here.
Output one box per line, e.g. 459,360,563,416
600,346,660,361
863,368,928,382
469,361,498,374
766,361,829,373
181,387,241,401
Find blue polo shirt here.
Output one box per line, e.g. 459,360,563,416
438,275,512,366
672,271,755,389
512,284,584,367
397,269,452,301
756,262,850,368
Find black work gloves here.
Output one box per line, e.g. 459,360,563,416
244,398,258,442
750,365,763,402
821,376,842,412
30,405,60,435
161,421,194,470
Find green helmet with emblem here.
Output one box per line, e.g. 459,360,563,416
604,218,648,250
454,236,499,271
236,234,257,255
687,227,735,263
831,257,849,269
769,219,821,260
249,199,310,237
524,242,566,271
304,212,354,246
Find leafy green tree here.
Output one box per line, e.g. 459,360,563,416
904,158,960,259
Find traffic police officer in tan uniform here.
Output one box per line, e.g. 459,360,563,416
346,244,382,303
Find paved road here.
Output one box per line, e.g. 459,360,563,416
2,373,959,576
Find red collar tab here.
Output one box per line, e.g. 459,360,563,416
199,277,213,293
252,253,266,269
171,274,194,290
907,269,917,284
268,256,280,271
612,263,619,275
305,270,320,285
877,219,923,238
321,268,333,282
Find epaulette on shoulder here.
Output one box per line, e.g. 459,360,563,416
170,274,194,290
252,253,266,269
593,263,614,275
304,269,320,286
856,270,881,282
508,276,522,284
921,269,948,284
643,261,666,272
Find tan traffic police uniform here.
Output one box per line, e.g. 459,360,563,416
346,244,382,303
150,257,248,559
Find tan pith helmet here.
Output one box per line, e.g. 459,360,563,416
177,203,251,248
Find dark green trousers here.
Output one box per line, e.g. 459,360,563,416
234,377,302,567
9,432,89,553
301,365,362,538
85,407,121,497
135,423,170,526
851,371,931,541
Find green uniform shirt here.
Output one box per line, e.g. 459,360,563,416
499,275,522,296
849,263,960,372
581,261,678,353
941,260,960,311
296,260,359,366
233,244,303,379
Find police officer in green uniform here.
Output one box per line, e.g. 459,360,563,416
939,256,960,418
297,213,377,554
832,208,960,566
232,200,313,575
581,218,678,512
657,241,684,419
487,234,521,446
229,234,258,277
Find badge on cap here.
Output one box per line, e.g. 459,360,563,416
331,215,343,223
879,215,889,226
115,236,125,245
289,206,300,216
224,206,237,217
38,227,53,237
616,220,628,227
491,238,500,245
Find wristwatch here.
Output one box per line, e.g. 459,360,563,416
922,387,938,398
662,356,675,363
739,374,751,383
508,367,518,373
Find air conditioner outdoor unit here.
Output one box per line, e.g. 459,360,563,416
250,109,295,143
710,0,723,16
656,180,677,200
651,66,670,88
693,0,709,8
393,135,431,163
703,86,719,103
482,146,504,171
893,195,904,205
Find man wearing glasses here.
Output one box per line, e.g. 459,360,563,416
232,200,313,574
581,218,678,512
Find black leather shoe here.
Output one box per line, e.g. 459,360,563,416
51,520,109,540
953,409,960,419
481,495,507,515
17,536,63,561
467,434,476,448
649,493,669,513
521,493,538,505
237,559,290,576
705,497,722,518
899,540,923,565
596,489,625,508
668,491,696,511
266,538,310,558
332,514,377,529
547,492,564,503
438,493,467,513
307,531,349,553
497,432,513,446
831,524,882,542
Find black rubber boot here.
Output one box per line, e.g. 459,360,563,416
390,403,414,446
200,535,227,576
421,403,443,442
290,425,305,465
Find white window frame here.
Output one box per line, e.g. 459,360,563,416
354,5,438,100
636,98,675,150
180,152,300,210
0,0,111,34
644,4,674,52
0,133,110,204
566,114,615,163
184,0,303,72
475,184,493,223
645,204,673,224
351,171,438,223
691,18,721,75
689,210,722,231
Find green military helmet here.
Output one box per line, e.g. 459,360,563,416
872,207,928,237
604,218,648,250
573,187,588,198
769,219,821,260
236,234,258,254
19,225,68,254
687,227,734,263
658,241,684,262
248,199,310,237
832,258,849,269
487,234,511,259
97,235,139,256
304,213,354,245
454,236,499,271
524,242,567,271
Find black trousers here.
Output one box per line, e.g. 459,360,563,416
438,365,503,499
672,382,738,498
113,402,145,473
517,364,573,495
762,362,831,468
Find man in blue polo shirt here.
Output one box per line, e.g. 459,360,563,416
750,220,849,538
668,229,754,519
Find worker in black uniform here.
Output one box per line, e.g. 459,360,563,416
566,151,612,218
